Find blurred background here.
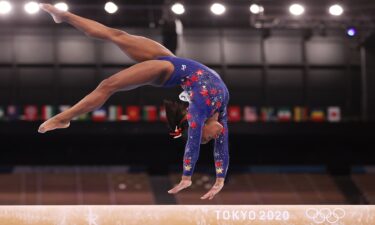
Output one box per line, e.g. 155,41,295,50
0,0,375,205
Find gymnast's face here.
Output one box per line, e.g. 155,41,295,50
201,114,223,144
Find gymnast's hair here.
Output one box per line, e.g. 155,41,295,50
163,99,189,141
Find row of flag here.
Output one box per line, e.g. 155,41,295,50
0,105,341,123
229,106,341,122
0,105,165,122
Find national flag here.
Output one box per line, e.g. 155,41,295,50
159,106,167,122
126,106,141,122
108,105,122,121
294,106,309,122
24,105,39,121
243,106,258,122
310,109,325,122
142,105,158,122
92,107,107,122
260,107,276,122
41,105,54,120
228,106,241,122
7,105,19,121
0,106,4,121
327,106,341,122
277,108,292,122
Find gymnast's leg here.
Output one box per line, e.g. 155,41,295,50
39,3,174,62
38,60,173,133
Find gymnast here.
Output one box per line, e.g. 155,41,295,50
37,3,229,200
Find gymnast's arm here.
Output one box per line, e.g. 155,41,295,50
200,109,229,200
213,110,229,179
168,103,207,194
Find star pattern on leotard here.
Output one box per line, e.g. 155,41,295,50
200,89,209,97
184,165,192,171
184,157,192,171
177,66,229,178
185,70,223,116
215,160,224,174
190,121,197,129
210,88,218,95
184,158,191,164
196,70,204,76
191,75,199,82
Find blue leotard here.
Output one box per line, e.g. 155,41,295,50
157,56,230,178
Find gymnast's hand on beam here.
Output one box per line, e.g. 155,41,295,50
168,176,192,194
200,178,224,200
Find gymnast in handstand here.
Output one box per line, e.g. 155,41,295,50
37,3,229,200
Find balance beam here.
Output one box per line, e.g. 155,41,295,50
0,205,372,225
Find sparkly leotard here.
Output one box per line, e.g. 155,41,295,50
157,56,230,178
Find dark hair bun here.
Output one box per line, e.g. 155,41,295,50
163,99,189,140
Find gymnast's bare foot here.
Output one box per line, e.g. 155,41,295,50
39,3,66,23
38,116,70,133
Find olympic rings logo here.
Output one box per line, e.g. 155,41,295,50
305,208,345,224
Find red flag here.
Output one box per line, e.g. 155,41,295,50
228,106,241,122
126,106,141,122
24,105,38,121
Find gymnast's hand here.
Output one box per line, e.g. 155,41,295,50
200,178,224,200
168,176,192,194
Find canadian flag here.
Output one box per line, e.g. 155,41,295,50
328,106,341,122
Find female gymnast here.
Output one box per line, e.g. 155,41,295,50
37,3,229,200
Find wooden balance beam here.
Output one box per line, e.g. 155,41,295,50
0,205,373,225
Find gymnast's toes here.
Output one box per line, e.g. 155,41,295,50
38,117,70,133
39,3,66,23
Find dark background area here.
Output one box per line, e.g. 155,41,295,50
0,0,375,176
